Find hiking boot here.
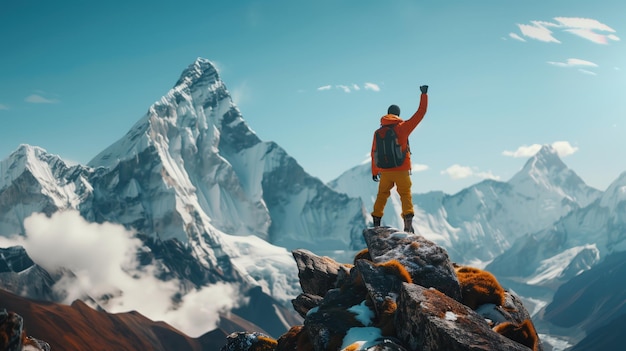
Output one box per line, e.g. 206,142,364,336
372,216,381,227
403,214,414,233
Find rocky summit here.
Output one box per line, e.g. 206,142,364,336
221,227,542,351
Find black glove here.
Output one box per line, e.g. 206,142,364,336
372,174,380,182
420,85,428,94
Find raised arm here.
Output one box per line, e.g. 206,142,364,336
398,85,428,135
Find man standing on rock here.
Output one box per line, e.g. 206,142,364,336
371,85,429,233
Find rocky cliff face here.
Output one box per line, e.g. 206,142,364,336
0,246,63,302
221,227,542,351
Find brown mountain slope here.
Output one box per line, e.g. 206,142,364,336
0,288,227,351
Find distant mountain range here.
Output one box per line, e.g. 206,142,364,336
1,57,624,350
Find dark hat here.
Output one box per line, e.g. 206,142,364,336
387,104,400,116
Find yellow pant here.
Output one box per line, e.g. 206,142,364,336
372,170,414,218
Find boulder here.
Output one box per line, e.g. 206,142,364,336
363,227,462,301
395,283,531,351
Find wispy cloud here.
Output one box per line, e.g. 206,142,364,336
337,85,351,93
555,17,619,44
578,69,597,76
0,103,8,110
547,58,598,68
25,94,60,104
512,17,619,45
517,21,560,43
364,83,380,92
509,33,526,42
440,164,500,181
317,82,381,93
547,58,599,75
502,141,578,158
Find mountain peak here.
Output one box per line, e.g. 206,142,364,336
174,57,220,89
1,145,53,189
510,144,569,185
508,144,600,208
527,144,567,173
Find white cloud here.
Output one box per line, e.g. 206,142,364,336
547,58,598,68
160,283,240,337
502,144,542,158
0,104,8,110
579,69,597,76
547,58,598,75
317,83,381,93
502,141,578,158
337,85,351,93
551,141,579,156
515,17,619,45
517,22,560,43
364,83,380,92
412,163,429,172
25,94,59,104
440,164,499,181
509,33,526,42
441,164,473,179
0,210,242,337
554,17,615,33
565,28,612,45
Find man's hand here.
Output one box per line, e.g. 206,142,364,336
420,85,429,94
372,174,380,182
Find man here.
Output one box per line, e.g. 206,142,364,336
371,85,428,233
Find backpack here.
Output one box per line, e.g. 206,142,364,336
373,124,407,169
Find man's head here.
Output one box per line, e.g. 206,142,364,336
387,105,400,116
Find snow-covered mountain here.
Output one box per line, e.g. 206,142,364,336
487,170,626,290
330,145,602,264
0,58,367,336
85,58,364,252
0,145,92,235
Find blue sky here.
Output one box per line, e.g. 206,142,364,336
1,0,624,194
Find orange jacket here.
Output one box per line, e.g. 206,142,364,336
371,93,428,176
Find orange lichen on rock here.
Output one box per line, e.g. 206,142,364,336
454,265,505,310
353,248,372,264
253,334,278,351
376,297,398,336
375,259,412,284
343,342,361,351
408,241,420,251
493,319,538,351
277,326,312,351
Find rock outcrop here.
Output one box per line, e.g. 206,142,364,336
221,227,543,351
0,308,50,351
